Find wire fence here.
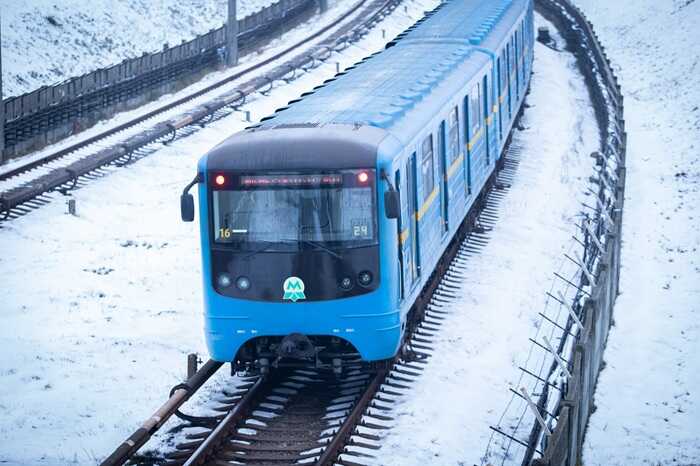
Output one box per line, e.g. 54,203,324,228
1,0,315,160
482,0,627,464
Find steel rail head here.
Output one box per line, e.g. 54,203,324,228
0,0,395,222
100,359,223,466
314,370,387,465
182,376,267,466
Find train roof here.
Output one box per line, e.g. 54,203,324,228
208,0,529,170
394,0,528,47
254,39,488,133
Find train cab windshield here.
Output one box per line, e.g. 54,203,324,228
211,170,377,252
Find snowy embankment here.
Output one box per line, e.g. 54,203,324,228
1,0,280,98
575,1,700,465
0,1,437,464
377,15,598,465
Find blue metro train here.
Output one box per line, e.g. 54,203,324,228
181,0,534,372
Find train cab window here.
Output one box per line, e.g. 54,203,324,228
449,107,460,162
421,135,435,200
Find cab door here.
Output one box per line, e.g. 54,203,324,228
402,154,420,287
396,169,406,300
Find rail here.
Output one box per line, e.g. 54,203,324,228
483,0,627,465
1,0,316,160
0,0,396,220
110,132,525,466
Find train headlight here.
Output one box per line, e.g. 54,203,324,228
358,271,373,286
236,276,251,291
340,277,353,290
218,273,232,288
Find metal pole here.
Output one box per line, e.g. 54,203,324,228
227,0,239,66
0,11,5,163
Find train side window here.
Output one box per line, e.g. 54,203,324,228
469,84,481,135
500,51,507,90
463,95,470,143
449,107,459,162
421,135,435,200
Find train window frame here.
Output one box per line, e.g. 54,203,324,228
499,50,506,95
469,84,481,135
448,106,460,163
421,135,435,201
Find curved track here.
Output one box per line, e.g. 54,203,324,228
139,135,525,466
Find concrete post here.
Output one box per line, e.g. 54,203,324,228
0,12,5,163
227,0,239,67
318,0,328,12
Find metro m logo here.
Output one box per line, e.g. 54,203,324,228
282,276,306,302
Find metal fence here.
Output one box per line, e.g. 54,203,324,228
1,0,315,161
482,0,627,465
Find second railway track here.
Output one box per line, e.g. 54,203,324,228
0,0,408,222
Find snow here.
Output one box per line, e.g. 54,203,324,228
376,16,599,465
3,0,696,462
0,0,367,182
574,0,700,464
0,1,439,464
1,0,285,98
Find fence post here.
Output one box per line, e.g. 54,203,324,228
227,0,239,66
0,11,5,164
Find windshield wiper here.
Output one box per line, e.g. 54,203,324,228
241,240,291,260
298,239,342,259
241,239,342,260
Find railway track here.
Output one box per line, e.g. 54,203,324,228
0,0,408,222
112,134,525,466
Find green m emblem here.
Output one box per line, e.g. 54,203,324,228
282,276,306,302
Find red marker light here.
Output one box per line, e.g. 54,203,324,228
357,171,369,183
214,175,226,186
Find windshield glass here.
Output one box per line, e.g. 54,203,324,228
212,170,377,250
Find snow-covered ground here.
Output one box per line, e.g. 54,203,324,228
0,0,368,181
0,1,439,464
376,16,598,465
1,0,287,98
2,0,696,463
575,1,700,465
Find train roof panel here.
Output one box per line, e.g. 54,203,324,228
253,40,488,140
229,0,529,161
395,0,528,46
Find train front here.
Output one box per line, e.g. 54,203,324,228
181,125,402,373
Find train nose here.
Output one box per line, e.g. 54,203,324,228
277,333,316,359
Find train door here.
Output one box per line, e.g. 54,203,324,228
406,154,420,287
466,85,482,187
395,169,405,300
463,95,472,195
515,32,520,101
506,44,512,119
437,121,449,234
482,74,491,165
496,57,503,140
